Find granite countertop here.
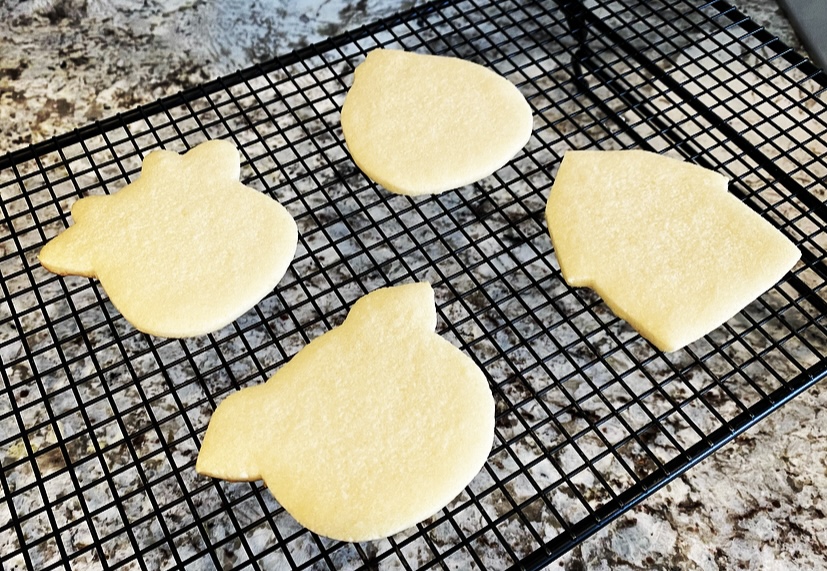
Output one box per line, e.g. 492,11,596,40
1,0,826,569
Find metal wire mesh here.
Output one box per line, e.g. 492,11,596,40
1,0,826,569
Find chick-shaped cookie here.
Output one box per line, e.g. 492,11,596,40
39,139,298,338
196,282,495,542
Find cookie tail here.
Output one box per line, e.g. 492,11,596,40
196,385,267,482
38,224,97,277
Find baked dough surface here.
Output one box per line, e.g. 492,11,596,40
341,48,533,195
545,149,800,352
38,139,298,338
196,282,495,542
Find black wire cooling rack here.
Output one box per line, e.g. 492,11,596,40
2,0,827,569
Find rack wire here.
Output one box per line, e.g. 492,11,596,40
1,0,826,569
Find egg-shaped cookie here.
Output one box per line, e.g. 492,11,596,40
341,49,533,196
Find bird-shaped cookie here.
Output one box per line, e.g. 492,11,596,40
196,282,495,542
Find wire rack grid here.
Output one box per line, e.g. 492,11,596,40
1,0,826,569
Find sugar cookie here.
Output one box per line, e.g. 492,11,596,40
341,48,533,196
545,150,800,352
38,139,298,338
196,282,494,542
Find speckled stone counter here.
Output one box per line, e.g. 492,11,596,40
2,0,826,569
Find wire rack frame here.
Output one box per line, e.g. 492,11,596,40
1,0,826,569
